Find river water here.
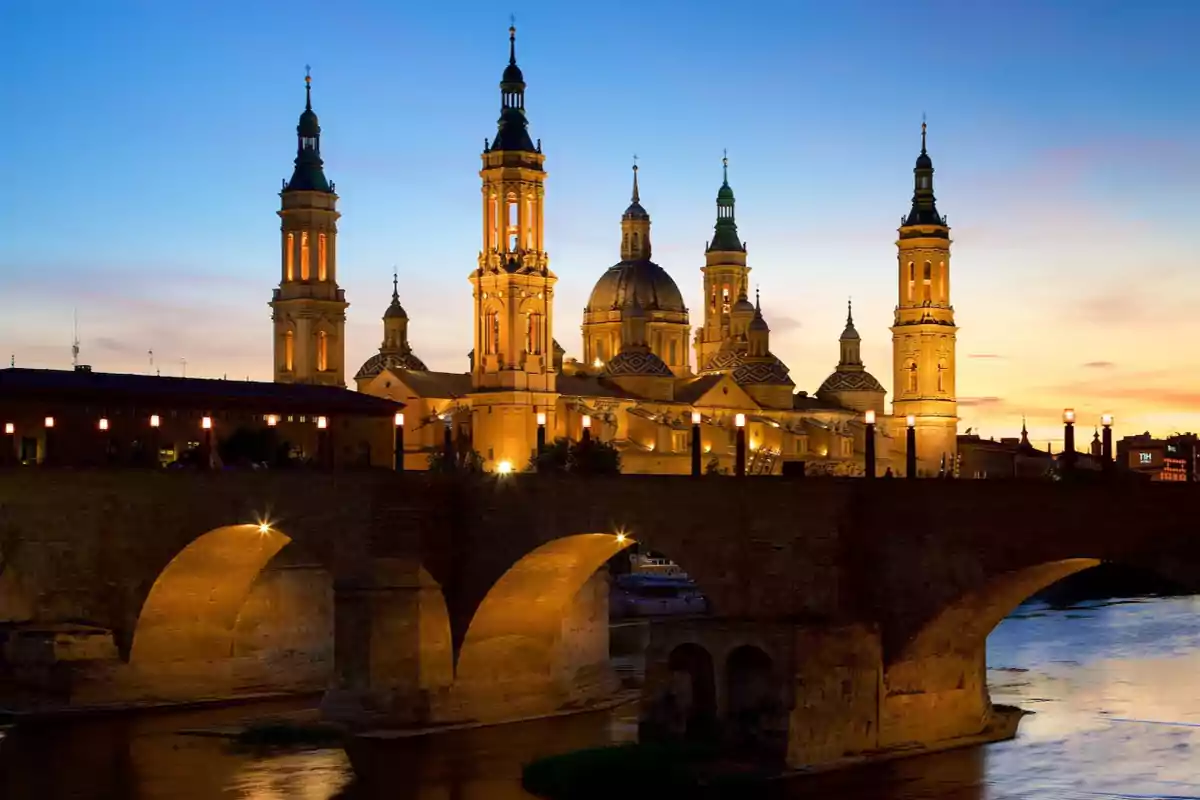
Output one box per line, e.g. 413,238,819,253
1,595,1197,799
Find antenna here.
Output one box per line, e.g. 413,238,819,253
71,310,80,369
148,349,155,375
181,357,187,378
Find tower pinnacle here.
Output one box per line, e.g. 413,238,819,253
708,152,743,252
283,68,331,194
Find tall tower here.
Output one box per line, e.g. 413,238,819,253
270,71,348,386
891,122,957,473
469,26,557,471
694,154,749,371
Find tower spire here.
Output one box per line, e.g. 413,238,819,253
490,23,535,152
509,19,517,65
903,117,942,227
631,155,640,204
305,64,312,111
283,68,331,193
708,151,743,252
847,297,854,327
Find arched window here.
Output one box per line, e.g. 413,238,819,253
669,339,677,365
907,362,918,393
485,310,500,355
939,261,947,301
300,232,311,281
937,359,947,392
632,231,640,252
506,194,519,252
285,233,295,281
317,233,328,281
284,330,294,372
317,331,329,371
923,261,932,302
907,262,915,301
525,312,542,355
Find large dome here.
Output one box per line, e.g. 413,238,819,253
354,351,428,381
586,260,686,314
817,370,885,395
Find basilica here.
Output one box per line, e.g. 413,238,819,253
269,28,959,476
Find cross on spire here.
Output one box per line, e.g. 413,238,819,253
921,112,927,154
631,154,640,203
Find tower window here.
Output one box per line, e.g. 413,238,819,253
485,311,500,355
923,262,932,302
669,339,677,365
300,232,311,281
907,362,918,393
526,312,542,355
317,331,329,371
907,262,915,301
507,196,519,252
286,233,295,281
722,285,731,314
526,197,534,248
920,176,930,189
318,233,328,281
937,359,947,392
284,331,294,372
632,231,640,252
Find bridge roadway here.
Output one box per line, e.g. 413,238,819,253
0,469,1196,768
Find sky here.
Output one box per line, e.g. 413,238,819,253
3,0,1199,445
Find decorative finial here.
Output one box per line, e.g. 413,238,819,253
631,155,640,203
722,148,729,183
509,18,517,66
755,286,761,311
921,113,927,155
392,266,399,300
305,65,312,110
847,297,854,326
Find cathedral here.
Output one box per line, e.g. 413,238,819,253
270,28,959,476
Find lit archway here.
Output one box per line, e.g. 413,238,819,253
130,524,292,664
453,533,632,718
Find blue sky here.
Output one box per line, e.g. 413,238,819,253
3,0,1199,442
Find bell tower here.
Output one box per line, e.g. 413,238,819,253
270,70,348,386
891,122,957,474
469,26,558,471
695,153,749,371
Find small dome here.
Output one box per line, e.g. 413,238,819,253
749,309,769,332
623,201,649,220
817,370,885,395
840,320,860,341
355,351,428,381
733,357,792,386
604,348,672,377
731,296,755,316
915,151,933,170
298,108,320,137
502,62,525,85
587,260,686,314
698,349,744,374
384,299,407,320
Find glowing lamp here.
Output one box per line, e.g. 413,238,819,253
906,414,916,428
1101,413,1113,428
615,531,627,545
201,416,212,430
496,460,513,475
149,414,161,428
317,416,328,430
98,418,109,432
582,415,592,429
691,411,701,425
1063,409,1075,424
267,414,278,427
258,522,271,535
735,413,746,428
592,358,603,369
864,410,876,425
44,416,55,429
536,412,547,426
394,412,404,427
4,423,14,435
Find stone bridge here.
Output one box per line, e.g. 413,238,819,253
0,470,1196,768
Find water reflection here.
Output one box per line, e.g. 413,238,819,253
0,596,1196,799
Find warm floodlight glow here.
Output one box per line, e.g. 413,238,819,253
317,416,328,429
1063,408,1075,424
735,413,746,428
536,412,547,426
1101,413,1113,427
201,416,212,430
906,414,916,428
692,411,701,425
258,522,271,535
864,409,876,425
150,414,161,428
267,414,279,427
582,415,592,429
98,418,109,431
394,412,404,427
592,358,603,368
4,423,13,435
44,416,55,429
496,460,513,475
615,531,627,545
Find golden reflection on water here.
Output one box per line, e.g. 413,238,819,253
0,596,1197,799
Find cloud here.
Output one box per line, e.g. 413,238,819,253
967,353,1004,359
763,310,801,333
958,396,1005,408
1082,361,1115,369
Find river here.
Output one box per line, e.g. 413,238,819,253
1,594,1197,799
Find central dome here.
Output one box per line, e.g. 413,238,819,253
586,260,686,314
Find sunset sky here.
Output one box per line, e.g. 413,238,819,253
4,0,1198,445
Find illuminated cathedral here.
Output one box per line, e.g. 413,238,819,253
271,28,959,476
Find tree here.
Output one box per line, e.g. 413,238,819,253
217,427,294,468
529,436,622,475
427,448,484,474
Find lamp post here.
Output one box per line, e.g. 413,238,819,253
691,411,702,477
394,412,405,472
149,414,161,468
864,409,877,479
201,415,213,470
98,417,111,466
442,414,454,470
1062,408,1076,473
317,415,331,469
734,413,746,477
905,414,917,479
41,415,56,466
2,422,14,467
536,411,547,470
581,414,592,446
1101,413,1114,474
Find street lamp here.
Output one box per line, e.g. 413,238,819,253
536,411,547,466
201,416,213,471
1062,408,1077,473
149,414,160,428
44,417,55,429
905,415,917,479
394,412,405,473
266,414,278,427
98,418,109,431
863,410,877,479
1100,413,1114,470
581,414,592,446
734,413,746,477
691,411,702,477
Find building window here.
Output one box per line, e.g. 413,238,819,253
525,312,542,355
672,431,687,452
907,362,918,393
937,359,947,392
485,310,500,355
317,331,329,371
300,232,310,280
507,195,519,252
318,233,328,281
284,330,294,372
1139,452,1153,464
907,262,915,301
722,285,731,314
286,232,295,281
923,262,932,302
